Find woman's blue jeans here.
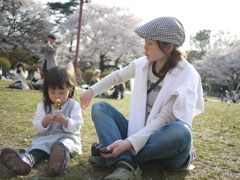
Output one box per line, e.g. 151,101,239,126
91,101,192,170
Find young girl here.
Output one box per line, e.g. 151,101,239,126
8,63,29,90
1,66,83,176
80,16,204,180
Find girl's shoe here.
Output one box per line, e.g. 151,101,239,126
0,148,33,175
104,160,142,180
46,142,67,176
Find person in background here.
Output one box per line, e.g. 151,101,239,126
90,69,107,97
219,82,229,102
0,65,2,80
8,63,29,90
107,83,125,99
41,35,58,77
31,68,42,85
31,68,44,90
202,82,209,101
1,66,83,176
66,59,74,70
80,16,204,180
90,69,101,86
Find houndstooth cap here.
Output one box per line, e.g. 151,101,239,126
134,16,185,46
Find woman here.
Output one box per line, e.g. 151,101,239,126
80,16,204,180
8,63,29,90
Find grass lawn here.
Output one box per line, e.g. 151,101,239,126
0,80,239,180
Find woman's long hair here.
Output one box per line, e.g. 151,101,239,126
42,66,76,113
156,41,186,79
16,63,26,74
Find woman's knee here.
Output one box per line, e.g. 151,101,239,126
92,101,108,112
154,122,192,145
166,122,192,144
91,101,111,121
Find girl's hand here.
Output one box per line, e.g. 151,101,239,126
101,139,133,158
80,88,94,110
54,114,68,128
42,114,54,128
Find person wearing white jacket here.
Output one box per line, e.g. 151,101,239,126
80,16,204,180
8,63,29,90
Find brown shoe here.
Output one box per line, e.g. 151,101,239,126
1,148,32,175
46,142,67,176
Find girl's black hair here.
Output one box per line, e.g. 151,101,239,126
156,41,185,79
42,66,76,113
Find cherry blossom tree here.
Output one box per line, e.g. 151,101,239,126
0,0,54,64
59,3,144,71
193,40,240,89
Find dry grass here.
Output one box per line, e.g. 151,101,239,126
0,80,239,180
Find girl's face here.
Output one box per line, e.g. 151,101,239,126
144,39,167,62
48,86,71,105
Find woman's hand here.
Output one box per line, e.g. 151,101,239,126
80,88,94,110
101,139,133,158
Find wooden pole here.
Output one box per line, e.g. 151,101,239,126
74,0,84,77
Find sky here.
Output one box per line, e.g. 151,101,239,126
37,0,240,49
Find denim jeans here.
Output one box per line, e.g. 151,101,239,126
91,101,192,170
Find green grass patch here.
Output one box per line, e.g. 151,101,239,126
0,80,239,179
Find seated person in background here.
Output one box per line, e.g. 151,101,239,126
90,69,101,86
32,78,44,90
90,69,107,97
8,63,29,90
0,65,2,80
31,68,42,84
107,83,125,99
31,68,44,90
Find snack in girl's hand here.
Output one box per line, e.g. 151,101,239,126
54,99,61,110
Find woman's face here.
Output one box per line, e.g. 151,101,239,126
18,65,23,71
48,86,71,105
144,39,167,62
